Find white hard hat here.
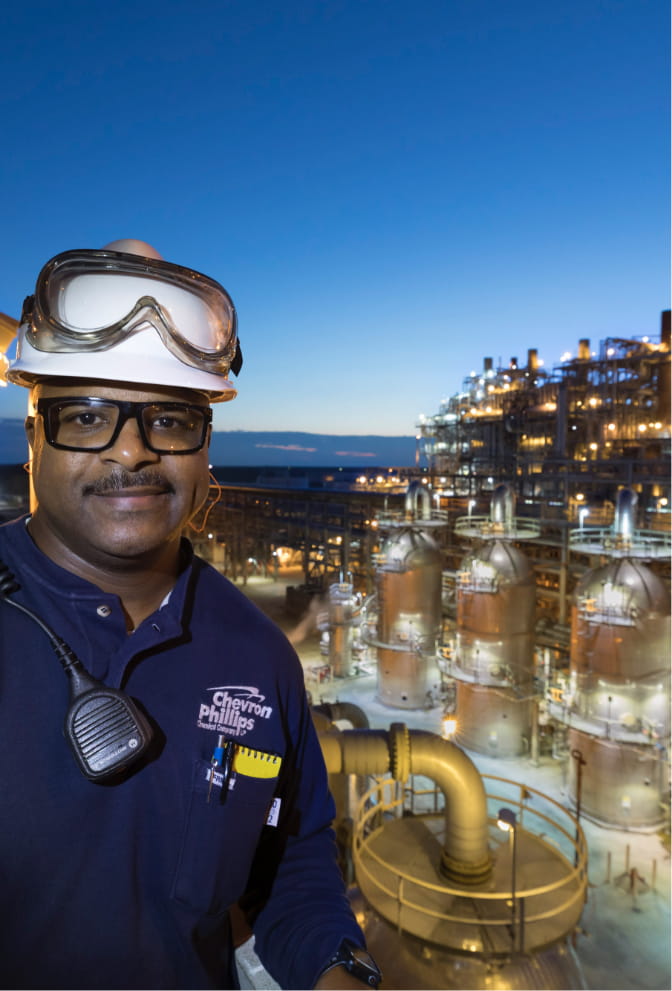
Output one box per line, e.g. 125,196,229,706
7,240,242,402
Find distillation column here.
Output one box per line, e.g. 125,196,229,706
450,484,540,757
559,489,671,827
368,482,446,709
318,579,363,678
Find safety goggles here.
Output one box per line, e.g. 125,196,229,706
21,249,241,376
36,397,213,454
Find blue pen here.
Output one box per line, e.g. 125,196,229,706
219,740,235,803
207,734,226,803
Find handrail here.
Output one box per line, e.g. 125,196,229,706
351,771,588,953
569,526,671,558
454,514,542,539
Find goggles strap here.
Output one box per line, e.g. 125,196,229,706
231,340,243,376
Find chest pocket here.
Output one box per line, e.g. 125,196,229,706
172,758,280,916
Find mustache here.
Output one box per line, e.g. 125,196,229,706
83,470,175,496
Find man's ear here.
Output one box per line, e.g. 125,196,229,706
24,415,36,451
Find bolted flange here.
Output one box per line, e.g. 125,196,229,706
389,722,411,783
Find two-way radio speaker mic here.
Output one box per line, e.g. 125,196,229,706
0,560,154,781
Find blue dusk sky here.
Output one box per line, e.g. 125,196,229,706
0,0,668,437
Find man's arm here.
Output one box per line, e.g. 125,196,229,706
242,659,377,989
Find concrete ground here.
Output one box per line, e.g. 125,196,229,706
234,571,671,991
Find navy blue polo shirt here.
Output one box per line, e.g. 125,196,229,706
0,517,362,989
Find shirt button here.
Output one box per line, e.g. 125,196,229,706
96,604,112,618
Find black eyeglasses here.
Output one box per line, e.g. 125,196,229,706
36,397,212,454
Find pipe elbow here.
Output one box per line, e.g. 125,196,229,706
408,730,492,884
313,701,370,730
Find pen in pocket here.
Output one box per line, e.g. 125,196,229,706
206,734,234,803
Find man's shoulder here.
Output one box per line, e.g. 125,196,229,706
191,556,291,640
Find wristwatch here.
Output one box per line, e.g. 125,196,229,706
319,937,382,988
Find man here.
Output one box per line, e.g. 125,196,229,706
0,240,381,990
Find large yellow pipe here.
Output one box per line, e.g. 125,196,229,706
318,722,491,884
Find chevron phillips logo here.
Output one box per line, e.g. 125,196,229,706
197,685,274,737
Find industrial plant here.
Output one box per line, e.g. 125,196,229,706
190,311,670,990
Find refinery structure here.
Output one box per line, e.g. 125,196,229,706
190,311,670,990
416,313,669,512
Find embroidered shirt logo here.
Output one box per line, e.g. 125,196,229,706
197,685,273,737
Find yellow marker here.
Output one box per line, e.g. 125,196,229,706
233,746,282,779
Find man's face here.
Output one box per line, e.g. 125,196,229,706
25,380,212,572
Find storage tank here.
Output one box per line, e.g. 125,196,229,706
562,489,671,827
357,908,586,991
372,483,444,709
451,485,540,756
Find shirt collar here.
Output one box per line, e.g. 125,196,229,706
5,515,195,624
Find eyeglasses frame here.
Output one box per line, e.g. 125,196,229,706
35,396,213,455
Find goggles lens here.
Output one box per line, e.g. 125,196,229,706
57,274,228,351
25,250,238,374
37,398,212,455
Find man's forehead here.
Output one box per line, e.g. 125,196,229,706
31,378,212,407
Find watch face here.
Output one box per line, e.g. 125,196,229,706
353,947,377,969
